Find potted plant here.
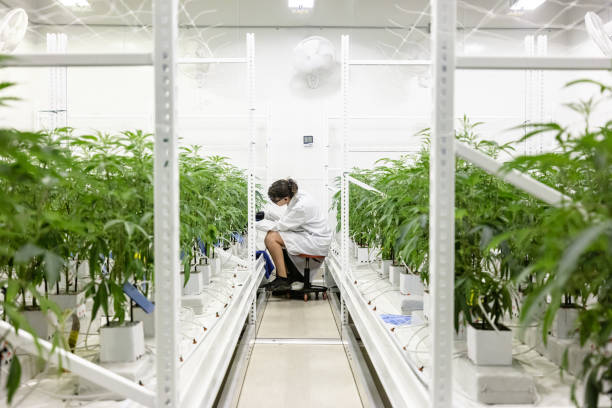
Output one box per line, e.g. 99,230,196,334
463,272,513,366
513,80,612,408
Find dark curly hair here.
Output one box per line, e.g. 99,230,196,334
268,178,298,203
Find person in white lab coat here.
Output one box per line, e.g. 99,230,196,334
260,178,332,291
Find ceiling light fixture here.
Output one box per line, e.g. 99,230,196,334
58,0,91,8
510,0,546,11
288,0,315,12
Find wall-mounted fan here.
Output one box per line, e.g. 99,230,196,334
293,36,336,89
585,11,612,57
0,8,28,54
179,39,215,88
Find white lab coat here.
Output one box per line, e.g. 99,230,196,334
263,191,332,276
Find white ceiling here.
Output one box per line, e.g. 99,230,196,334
1,0,610,30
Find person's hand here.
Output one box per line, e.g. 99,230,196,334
256,211,265,221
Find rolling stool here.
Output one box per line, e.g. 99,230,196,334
293,254,328,302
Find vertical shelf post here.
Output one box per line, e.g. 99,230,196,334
340,35,350,283
247,33,256,279
154,0,180,405
430,0,456,407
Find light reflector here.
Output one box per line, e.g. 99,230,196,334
288,0,315,10
58,0,91,8
510,0,546,11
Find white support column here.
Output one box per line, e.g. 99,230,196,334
430,0,455,407
340,35,350,280
154,0,179,406
247,33,256,277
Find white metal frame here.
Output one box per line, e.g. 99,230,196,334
153,0,180,405
2,2,258,405
339,2,612,405
429,2,456,406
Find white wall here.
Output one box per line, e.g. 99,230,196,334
3,21,610,210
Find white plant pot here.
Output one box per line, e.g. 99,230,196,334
100,321,145,363
423,291,431,320
399,274,424,295
411,275,425,296
181,270,205,296
357,247,369,263
22,309,57,341
195,264,211,286
467,323,513,366
389,265,403,287
48,291,87,319
381,260,391,278
132,307,155,338
552,307,579,339
211,258,222,275
353,242,359,259
399,273,410,295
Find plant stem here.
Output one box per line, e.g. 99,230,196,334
75,259,79,293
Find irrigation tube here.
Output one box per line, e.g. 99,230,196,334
0,321,155,407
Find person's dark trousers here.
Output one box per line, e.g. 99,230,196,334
282,249,302,283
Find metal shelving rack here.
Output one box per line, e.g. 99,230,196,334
337,1,612,408
2,1,259,406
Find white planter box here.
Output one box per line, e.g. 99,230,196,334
380,260,391,278
552,307,579,339
48,291,87,319
399,273,410,295
211,257,221,275
100,321,145,363
423,291,431,320
400,273,423,295
22,309,57,341
389,265,403,287
195,264,212,286
467,324,513,366
181,270,205,296
132,307,155,338
357,247,370,263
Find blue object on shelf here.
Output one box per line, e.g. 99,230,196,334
196,237,207,254
380,314,412,326
232,232,244,244
123,282,155,314
256,250,275,279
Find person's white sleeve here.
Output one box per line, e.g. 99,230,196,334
256,219,276,232
264,211,280,222
276,207,306,232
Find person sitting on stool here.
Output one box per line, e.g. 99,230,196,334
258,178,332,291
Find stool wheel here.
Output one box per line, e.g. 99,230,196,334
304,293,309,302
